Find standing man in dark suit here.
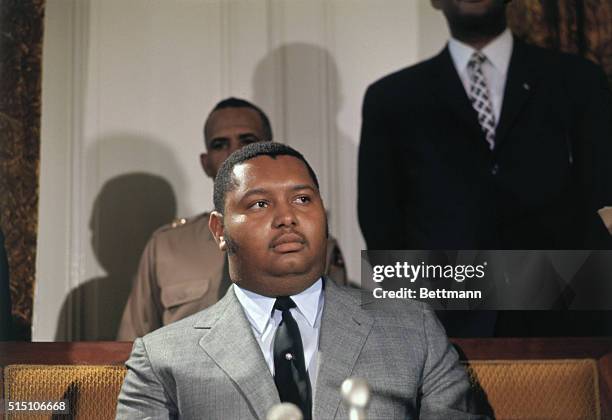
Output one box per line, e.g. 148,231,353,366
358,0,612,336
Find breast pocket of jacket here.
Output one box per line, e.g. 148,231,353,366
160,279,210,311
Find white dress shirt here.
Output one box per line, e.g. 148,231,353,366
448,28,514,124
233,278,324,391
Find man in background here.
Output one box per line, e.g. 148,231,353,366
118,98,347,340
358,0,612,336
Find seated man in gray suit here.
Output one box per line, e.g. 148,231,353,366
116,142,484,419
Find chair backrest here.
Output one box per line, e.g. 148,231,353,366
2,360,602,420
3,365,127,419
1,340,610,418
466,359,600,419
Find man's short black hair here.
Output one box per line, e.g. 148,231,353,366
203,97,273,144
213,142,320,214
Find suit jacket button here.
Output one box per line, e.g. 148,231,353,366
491,164,499,175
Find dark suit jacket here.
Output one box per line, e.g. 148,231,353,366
358,38,612,252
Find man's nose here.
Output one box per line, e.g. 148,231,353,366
273,201,298,228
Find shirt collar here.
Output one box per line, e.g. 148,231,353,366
448,27,513,76
234,278,324,334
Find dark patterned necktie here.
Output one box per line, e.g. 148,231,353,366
467,51,496,150
272,297,312,419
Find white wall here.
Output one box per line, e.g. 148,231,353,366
35,0,448,340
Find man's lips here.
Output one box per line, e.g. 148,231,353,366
270,232,306,253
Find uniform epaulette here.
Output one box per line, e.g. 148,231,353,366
171,217,188,228
156,212,211,233
152,213,211,237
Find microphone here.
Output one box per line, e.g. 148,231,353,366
341,377,371,420
266,402,303,420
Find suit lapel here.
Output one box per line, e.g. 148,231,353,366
495,38,538,148
196,286,280,419
429,47,486,145
313,281,374,420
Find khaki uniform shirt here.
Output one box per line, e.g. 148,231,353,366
598,207,612,234
117,213,348,340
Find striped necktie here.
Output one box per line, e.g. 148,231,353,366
467,51,496,150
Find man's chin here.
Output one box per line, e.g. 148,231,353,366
267,260,312,277
452,0,503,18
266,260,323,283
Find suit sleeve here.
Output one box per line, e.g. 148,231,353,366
419,309,490,419
573,62,612,247
116,338,177,419
358,84,408,250
117,235,163,340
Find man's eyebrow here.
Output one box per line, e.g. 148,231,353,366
240,184,316,201
291,184,316,192
240,188,269,201
238,133,260,139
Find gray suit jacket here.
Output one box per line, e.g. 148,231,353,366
116,280,483,419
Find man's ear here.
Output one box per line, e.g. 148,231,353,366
208,211,227,251
200,152,215,178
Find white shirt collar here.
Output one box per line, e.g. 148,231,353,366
448,27,513,76
234,278,324,334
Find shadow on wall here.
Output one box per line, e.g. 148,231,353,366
55,133,186,341
56,136,182,340
252,43,357,281
252,42,353,159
